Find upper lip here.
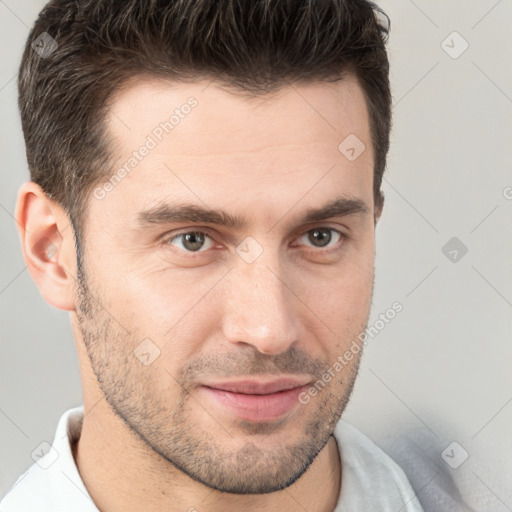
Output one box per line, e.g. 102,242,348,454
201,377,311,395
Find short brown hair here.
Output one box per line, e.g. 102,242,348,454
18,0,391,240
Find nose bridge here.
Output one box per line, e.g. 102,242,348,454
222,250,299,355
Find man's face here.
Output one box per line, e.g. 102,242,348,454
73,76,378,494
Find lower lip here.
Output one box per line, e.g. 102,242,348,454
199,385,309,422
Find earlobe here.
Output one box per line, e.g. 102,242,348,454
15,181,77,311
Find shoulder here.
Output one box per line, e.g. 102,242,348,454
333,419,424,511
0,406,95,512
0,463,53,511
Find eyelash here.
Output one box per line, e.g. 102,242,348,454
162,227,347,256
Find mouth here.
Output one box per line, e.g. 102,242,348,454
198,377,311,422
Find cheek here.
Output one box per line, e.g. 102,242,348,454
298,248,374,312
101,266,222,359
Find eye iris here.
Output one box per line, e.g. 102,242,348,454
309,228,332,248
182,232,205,251
176,230,335,252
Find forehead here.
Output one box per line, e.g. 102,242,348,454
106,75,370,153
90,75,373,231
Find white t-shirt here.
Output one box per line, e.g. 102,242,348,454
0,406,424,511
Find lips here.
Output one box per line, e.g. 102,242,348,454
198,377,311,422
202,378,310,395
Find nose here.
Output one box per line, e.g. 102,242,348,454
221,257,299,356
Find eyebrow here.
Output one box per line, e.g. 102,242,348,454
137,196,370,231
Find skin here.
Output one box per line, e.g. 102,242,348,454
16,74,383,512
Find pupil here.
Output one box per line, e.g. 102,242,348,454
183,232,204,251
309,228,331,247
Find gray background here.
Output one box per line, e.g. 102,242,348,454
1,0,511,509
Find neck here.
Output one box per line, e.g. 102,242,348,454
73,397,342,512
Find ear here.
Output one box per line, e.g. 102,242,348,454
15,181,77,311
374,190,384,225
